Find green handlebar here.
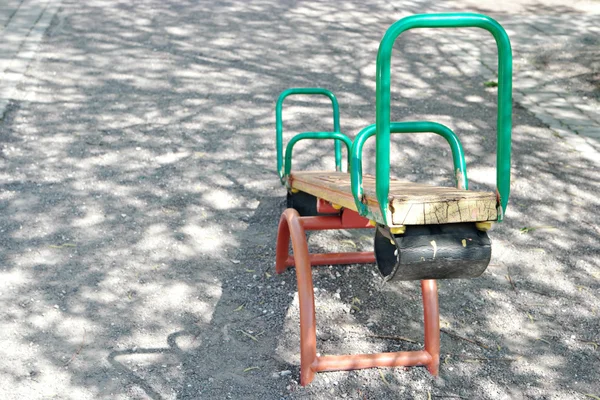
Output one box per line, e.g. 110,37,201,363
284,132,353,179
375,13,512,224
351,121,468,218
276,88,342,182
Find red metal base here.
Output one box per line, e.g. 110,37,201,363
275,208,440,386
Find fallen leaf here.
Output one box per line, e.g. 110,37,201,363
234,305,244,312
536,338,550,344
527,313,535,322
583,394,600,400
243,366,259,372
461,239,467,247
265,272,272,278
230,259,241,264
484,80,498,87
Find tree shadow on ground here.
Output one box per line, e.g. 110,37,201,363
0,0,599,399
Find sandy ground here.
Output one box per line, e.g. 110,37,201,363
0,0,599,399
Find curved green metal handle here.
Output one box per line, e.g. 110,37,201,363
276,88,342,183
376,13,512,224
284,132,353,181
351,121,468,218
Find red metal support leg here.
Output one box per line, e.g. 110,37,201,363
422,279,440,375
274,208,440,385
276,208,375,274
275,209,318,385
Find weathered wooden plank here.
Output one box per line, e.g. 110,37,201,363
289,171,498,225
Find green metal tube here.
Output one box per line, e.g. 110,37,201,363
276,88,342,182
284,131,353,178
375,13,512,224
351,121,468,218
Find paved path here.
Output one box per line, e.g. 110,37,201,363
1,1,597,144
0,0,62,118
439,12,600,163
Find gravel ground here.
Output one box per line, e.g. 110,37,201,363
1,1,599,399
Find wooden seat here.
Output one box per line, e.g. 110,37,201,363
289,171,497,225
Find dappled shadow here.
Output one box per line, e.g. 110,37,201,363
0,0,599,399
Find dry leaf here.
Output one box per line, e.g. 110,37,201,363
340,239,357,248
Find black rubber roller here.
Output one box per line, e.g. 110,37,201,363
286,191,339,217
374,223,492,281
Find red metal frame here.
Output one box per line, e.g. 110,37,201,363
275,208,440,386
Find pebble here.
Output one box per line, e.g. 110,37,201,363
280,370,292,376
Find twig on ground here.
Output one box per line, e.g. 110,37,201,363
452,355,518,362
378,369,389,385
64,329,86,366
237,330,259,341
578,339,599,350
582,220,600,234
528,288,554,297
367,334,420,344
506,266,518,294
441,329,488,349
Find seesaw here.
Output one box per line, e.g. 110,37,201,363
274,13,512,386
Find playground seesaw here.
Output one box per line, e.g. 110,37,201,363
274,13,512,386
